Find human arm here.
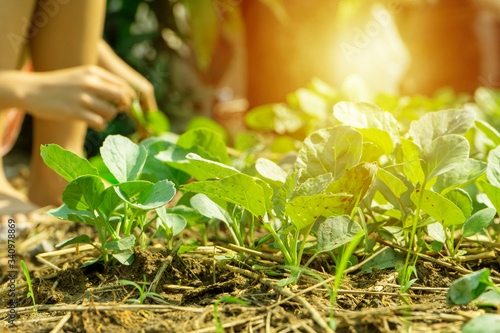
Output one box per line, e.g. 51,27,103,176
0,65,134,131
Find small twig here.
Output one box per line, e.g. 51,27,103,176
0,304,203,315
209,260,334,333
35,255,61,271
217,243,285,263
455,251,496,262
314,289,446,300
376,237,500,283
148,239,182,294
188,314,265,333
49,312,72,333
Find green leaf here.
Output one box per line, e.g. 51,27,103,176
292,173,333,199
361,248,404,274
295,125,362,182
97,187,123,219
477,180,500,213
463,208,496,237
285,193,353,230
186,116,228,144
101,135,148,182
146,109,170,135
398,138,425,185
408,109,475,148
41,144,98,182
317,215,362,253
156,145,216,181
411,189,466,227
187,153,240,179
255,158,287,184
446,268,493,306
486,145,500,188
177,128,229,165
62,175,105,211
115,180,176,210
166,205,203,227
377,168,408,198
434,159,487,194
326,162,378,213
462,314,500,333
358,128,394,155
112,251,135,265
46,204,94,225
333,102,399,144
422,135,470,181
475,119,500,146
105,235,136,251
182,174,269,218
156,207,187,237
427,221,446,243
273,171,299,220
56,234,93,248
89,155,118,184
444,188,473,219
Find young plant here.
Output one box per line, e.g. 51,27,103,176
213,296,248,333
118,275,164,304
42,135,177,265
20,260,38,316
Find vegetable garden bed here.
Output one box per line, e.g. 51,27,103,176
2,83,500,332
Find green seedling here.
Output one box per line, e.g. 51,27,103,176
21,260,38,316
118,275,164,304
42,135,177,265
213,296,248,333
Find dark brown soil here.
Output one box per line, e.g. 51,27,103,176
1,219,498,333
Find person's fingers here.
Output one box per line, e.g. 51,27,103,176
91,66,136,101
80,93,119,120
140,84,158,112
75,108,107,131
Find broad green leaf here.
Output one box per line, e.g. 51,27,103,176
295,125,362,182
56,234,93,248
427,222,446,243
46,204,94,225
177,128,229,165
326,162,378,214
182,173,269,218
255,158,287,184
166,205,203,227
255,178,274,211
41,144,98,182
361,248,403,274
245,104,277,132
101,135,147,182
273,171,299,220
285,193,353,230
156,207,187,237
146,109,170,136
422,135,470,181
411,189,466,227
105,235,136,251
89,155,118,184
377,168,408,198
97,186,122,219
358,128,394,155
186,116,228,144
463,208,496,237
446,268,492,305
317,215,362,253
475,119,500,146
187,153,240,179
333,102,400,143
434,159,487,194
486,146,500,188
292,173,333,199
477,180,500,214
288,88,329,121
115,180,176,210
399,138,425,185
444,188,473,218
156,145,216,181
112,251,135,265
190,194,234,227
408,109,475,148
63,175,105,211
462,314,500,333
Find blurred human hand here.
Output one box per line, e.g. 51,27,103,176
18,65,135,130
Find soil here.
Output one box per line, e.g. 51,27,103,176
1,218,498,333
